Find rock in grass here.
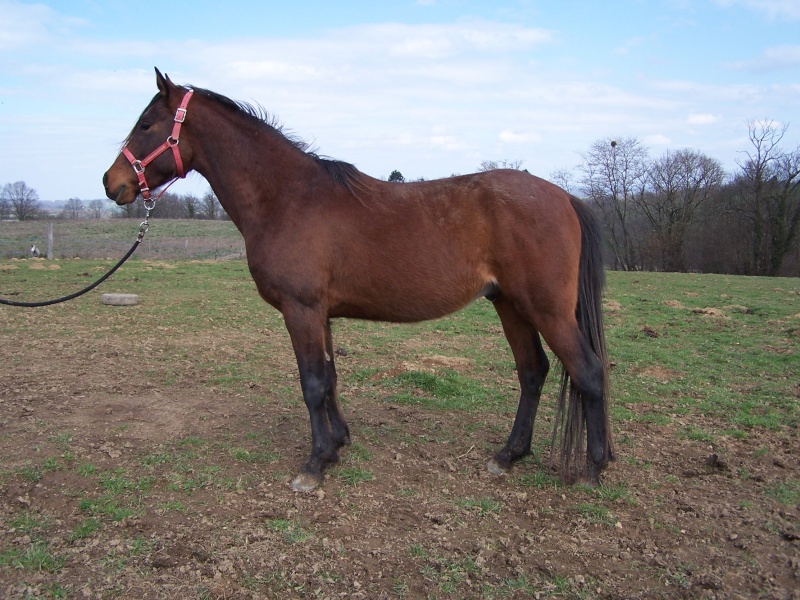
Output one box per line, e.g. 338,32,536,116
101,293,139,306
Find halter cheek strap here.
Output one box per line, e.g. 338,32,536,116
122,91,194,201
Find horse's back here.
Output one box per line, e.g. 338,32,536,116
323,169,581,321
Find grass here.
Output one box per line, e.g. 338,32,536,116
457,496,502,516
763,480,800,506
0,542,65,573
0,218,243,260
337,466,375,486
0,239,798,597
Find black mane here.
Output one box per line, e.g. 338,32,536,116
189,86,368,197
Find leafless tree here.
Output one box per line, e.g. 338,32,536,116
201,189,223,220
88,199,106,219
579,138,649,270
478,159,524,172
62,197,84,219
641,149,725,271
182,193,200,219
2,181,40,221
734,120,800,276
549,168,576,194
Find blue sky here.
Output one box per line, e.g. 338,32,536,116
1,0,799,200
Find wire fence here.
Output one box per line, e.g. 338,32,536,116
0,220,245,261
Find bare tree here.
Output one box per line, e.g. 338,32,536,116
2,181,40,221
200,189,223,220
579,138,649,270
549,168,575,194
735,120,800,276
182,193,200,219
88,199,106,219
61,197,84,219
641,149,725,271
478,159,524,172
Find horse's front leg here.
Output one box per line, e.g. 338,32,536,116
283,305,341,492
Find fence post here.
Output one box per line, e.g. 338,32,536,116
46,222,54,260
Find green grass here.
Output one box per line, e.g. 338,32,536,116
69,518,102,541
457,496,502,516
1,249,798,598
0,542,65,573
0,218,243,260
337,467,375,486
763,480,799,506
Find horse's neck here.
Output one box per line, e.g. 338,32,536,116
191,105,313,231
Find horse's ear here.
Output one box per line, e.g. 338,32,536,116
155,67,171,98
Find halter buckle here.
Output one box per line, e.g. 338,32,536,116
132,160,145,174
175,107,187,123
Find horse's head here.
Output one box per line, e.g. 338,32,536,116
103,68,195,206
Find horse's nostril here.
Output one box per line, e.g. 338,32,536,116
102,172,109,188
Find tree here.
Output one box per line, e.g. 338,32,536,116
388,170,405,183
201,189,222,220
478,159,524,172
62,197,84,219
549,168,575,194
579,138,649,271
734,120,800,276
641,149,725,271
182,193,199,219
88,199,106,219
2,181,40,221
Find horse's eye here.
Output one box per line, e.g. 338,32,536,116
140,122,152,131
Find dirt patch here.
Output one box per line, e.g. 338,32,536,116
663,300,686,309
637,366,681,384
1,314,797,599
692,307,728,319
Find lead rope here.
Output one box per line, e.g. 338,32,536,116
0,201,155,308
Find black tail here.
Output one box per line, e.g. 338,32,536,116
552,197,612,482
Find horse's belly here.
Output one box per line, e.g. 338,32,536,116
328,271,494,323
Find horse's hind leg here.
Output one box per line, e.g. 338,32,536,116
324,319,351,448
536,314,609,484
487,296,550,475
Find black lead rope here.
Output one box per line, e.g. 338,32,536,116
0,218,150,309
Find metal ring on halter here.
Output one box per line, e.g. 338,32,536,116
143,199,156,211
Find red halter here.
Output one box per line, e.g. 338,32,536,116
122,91,194,201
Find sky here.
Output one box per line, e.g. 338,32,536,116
1,0,799,201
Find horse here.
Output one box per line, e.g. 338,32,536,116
103,68,613,492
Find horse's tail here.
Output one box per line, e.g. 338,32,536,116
552,196,612,483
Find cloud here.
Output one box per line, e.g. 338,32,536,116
612,36,646,56
728,45,800,72
713,0,800,20
644,134,672,146
687,114,721,125
0,0,86,49
500,130,542,144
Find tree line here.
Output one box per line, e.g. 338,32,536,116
0,185,227,223
4,120,798,276
563,120,800,277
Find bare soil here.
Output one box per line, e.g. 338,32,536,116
1,307,798,599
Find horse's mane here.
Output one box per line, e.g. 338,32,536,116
188,86,368,198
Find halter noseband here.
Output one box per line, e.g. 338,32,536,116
121,91,194,201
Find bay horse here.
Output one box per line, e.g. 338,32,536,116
103,69,613,492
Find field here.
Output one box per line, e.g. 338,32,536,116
0,220,244,261
0,226,798,599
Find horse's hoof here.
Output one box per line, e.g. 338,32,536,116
291,472,322,492
487,458,509,476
